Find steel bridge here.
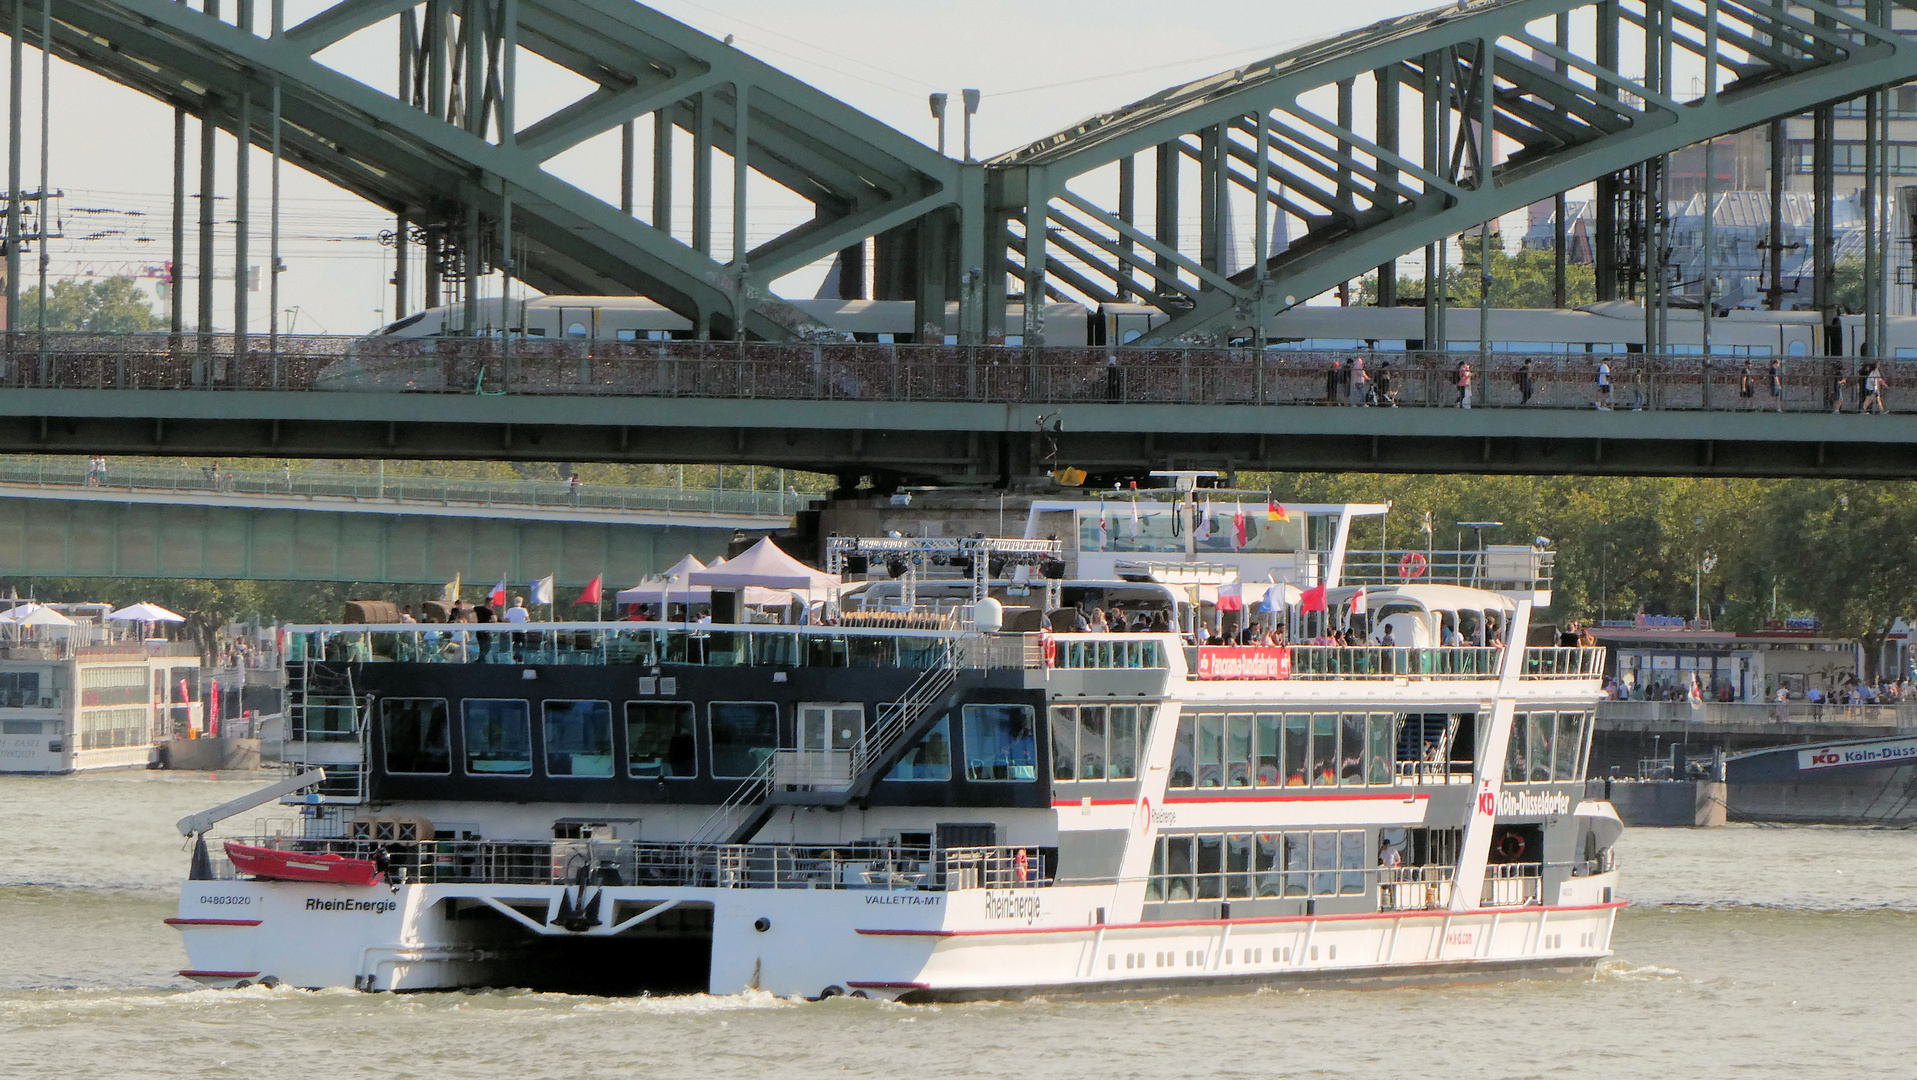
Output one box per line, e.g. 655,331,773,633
0,466,789,583
8,0,1917,479
13,0,1917,343
9,339,1917,480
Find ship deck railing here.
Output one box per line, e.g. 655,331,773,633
1153,861,1579,911
1187,645,1604,681
209,837,1052,892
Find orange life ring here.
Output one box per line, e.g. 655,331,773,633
1496,832,1526,861
1015,848,1030,883
1399,551,1429,580
1039,628,1056,668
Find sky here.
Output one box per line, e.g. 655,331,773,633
5,0,1445,336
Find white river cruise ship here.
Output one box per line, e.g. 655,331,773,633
171,494,1622,1000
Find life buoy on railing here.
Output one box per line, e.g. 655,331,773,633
1014,848,1030,883
1039,628,1056,668
1495,831,1526,862
1399,551,1429,580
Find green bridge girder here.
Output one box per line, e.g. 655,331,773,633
13,0,1917,344
0,487,761,584
990,0,1917,344
8,387,1917,482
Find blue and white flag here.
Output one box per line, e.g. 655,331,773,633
531,575,555,606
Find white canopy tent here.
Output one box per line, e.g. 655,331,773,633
106,602,186,623
616,554,709,607
690,539,838,594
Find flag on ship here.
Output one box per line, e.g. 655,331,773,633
576,576,603,605
1267,500,1289,521
489,576,509,607
1300,583,1328,612
531,575,555,606
1195,498,1213,542
1216,582,1244,611
1233,504,1248,548
440,574,461,602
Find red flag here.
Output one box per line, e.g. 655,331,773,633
1300,584,1328,613
576,575,603,605
1233,504,1248,549
489,575,508,607
1216,583,1244,611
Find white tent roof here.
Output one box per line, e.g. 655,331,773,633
15,606,77,627
107,602,186,622
690,538,837,593
616,554,708,606
0,603,45,623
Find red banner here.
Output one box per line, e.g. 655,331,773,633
1195,645,1292,680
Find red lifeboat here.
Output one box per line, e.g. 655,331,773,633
224,841,383,887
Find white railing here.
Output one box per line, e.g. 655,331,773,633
1481,862,1543,907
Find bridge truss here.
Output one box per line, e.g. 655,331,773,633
8,0,1917,350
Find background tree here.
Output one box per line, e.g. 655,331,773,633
13,277,164,332
1357,238,1598,310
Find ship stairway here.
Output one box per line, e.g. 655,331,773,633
690,639,967,846
281,660,366,803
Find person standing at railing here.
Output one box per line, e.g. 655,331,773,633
568,473,582,506
1768,357,1784,412
1594,360,1612,410
1738,359,1756,410
1514,358,1535,405
1453,359,1472,408
1350,354,1370,406
1863,363,1887,414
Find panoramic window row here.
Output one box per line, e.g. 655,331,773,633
1168,711,1395,790
1049,704,1158,782
1146,830,1368,902
380,697,1038,783
1505,712,1594,784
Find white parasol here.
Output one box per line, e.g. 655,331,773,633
106,602,187,623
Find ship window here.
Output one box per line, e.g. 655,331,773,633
1225,833,1254,899
1195,835,1224,899
1169,713,1196,788
381,698,449,774
1282,832,1308,896
1528,712,1556,782
1145,838,1166,902
1164,835,1195,901
1109,705,1142,780
1506,715,1529,783
962,704,1037,782
709,701,778,779
462,699,531,776
626,701,696,779
885,716,952,781
1197,713,1224,788
1254,714,1281,786
1367,713,1394,784
1340,714,1367,785
1078,706,1107,780
1554,713,1582,781
1310,714,1338,786
1284,716,1309,787
1310,832,1338,895
1340,830,1365,894
544,700,614,777
1050,707,1077,781
1255,833,1281,897
1227,714,1252,787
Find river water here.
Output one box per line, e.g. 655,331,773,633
2,771,1912,1080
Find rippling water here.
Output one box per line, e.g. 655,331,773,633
3,772,1914,1080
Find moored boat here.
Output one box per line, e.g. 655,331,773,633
172,488,1621,999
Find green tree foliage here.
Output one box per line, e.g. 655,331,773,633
13,277,164,332
1356,239,1598,310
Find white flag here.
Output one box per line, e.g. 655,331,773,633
1097,500,1109,551
1129,499,1141,541
531,575,555,606
1195,497,1213,542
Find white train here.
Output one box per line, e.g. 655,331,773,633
364,295,1917,358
